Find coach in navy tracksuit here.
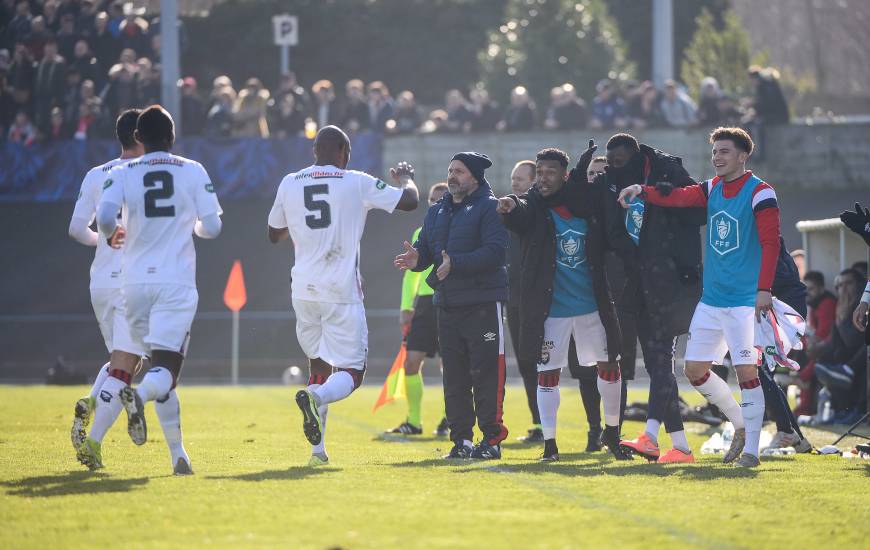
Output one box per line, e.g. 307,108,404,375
394,152,509,460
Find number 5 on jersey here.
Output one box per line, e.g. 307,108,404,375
305,184,331,229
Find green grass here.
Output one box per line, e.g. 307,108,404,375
0,384,868,549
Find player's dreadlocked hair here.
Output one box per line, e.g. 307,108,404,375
536,148,569,168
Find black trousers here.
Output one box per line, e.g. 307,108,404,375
636,304,684,433
438,302,508,445
507,305,540,425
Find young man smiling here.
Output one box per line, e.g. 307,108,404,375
619,127,782,468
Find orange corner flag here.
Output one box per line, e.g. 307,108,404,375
223,260,247,312
373,342,407,412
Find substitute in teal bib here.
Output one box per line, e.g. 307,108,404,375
550,210,597,317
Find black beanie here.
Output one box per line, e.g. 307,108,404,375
451,151,492,187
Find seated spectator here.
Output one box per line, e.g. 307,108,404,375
696,76,723,127
544,83,587,130
443,88,471,133
342,78,369,132
45,105,70,140
626,80,664,128
746,66,790,125
367,80,393,133
386,90,422,135
206,85,235,138
796,270,837,415
589,79,626,129
180,76,205,136
8,110,36,145
90,11,119,72
499,85,536,132
467,87,500,132
311,79,341,129
811,268,866,423
659,79,697,128
233,77,270,138
269,91,306,138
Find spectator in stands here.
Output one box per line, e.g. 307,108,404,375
7,109,35,145
136,57,159,105
342,78,369,132
42,1,60,34
696,77,723,127
45,105,70,140
70,39,100,87
311,79,341,130
274,71,309,115
746,66,789,125
0,70,15,135
180,76,205,136
443,88,471,133
118,3,149,57
812,268,866,423
233,77,270,138
61,67,81,125
468,86,500,132
102,61,138,118
8,43,34,114
33,39,66,131
90,11,119,72
626,80,664,128
107,1,124,38
791,249,807,280
22,15,51,60
386,90,421,135
420,108,448,134
589,79,626,129
544,83,587,130
0,48,9,72
796,270,838,416
205,85,234,138
207,74,232,111
367,80,393,133
78,0,99,37
55,13,80,62
7,1,33,48
118,46,136,66
499,85,535,132
659,79,697,128
715,94,743,126
270,91,306,138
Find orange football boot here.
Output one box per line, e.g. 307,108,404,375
619,432,660,461
658,448,695,464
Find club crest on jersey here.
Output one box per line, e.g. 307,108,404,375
556,229,586,269
103,179,113,189
205,183,215,193
624,198,644,244
375,179,386,190
709,210,739,255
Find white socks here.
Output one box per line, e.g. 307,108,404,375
690,371,744,430
597,370,622,427
136,367,174,403
308,382,329,456
644,419,661,443
740,382,765,457
89,363,110,399
312,370,355,406
90,376,126,443
536,385,560,440
155,389,189,466
669,430,690,453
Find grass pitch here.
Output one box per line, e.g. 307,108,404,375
1,384,868,549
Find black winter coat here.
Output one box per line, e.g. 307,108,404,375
502,184,623,365
413,183,509,307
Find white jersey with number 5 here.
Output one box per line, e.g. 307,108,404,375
268,164,403,304
99,151,222,288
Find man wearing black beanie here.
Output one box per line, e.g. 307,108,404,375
395,152,511,459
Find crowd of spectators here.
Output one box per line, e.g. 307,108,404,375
1,0,792,144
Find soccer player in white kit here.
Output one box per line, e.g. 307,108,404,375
267,125,419,466
82,105,222,474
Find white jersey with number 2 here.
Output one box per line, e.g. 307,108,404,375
268,164,402,304
99,151,223,288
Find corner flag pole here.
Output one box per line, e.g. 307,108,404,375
223,260,247,385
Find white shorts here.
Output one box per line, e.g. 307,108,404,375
537,312,609,372
122,284,198,357
293,298,368,370
90,287,135,354
685,302,758,365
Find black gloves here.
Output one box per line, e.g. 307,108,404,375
576,139,598,177
654,181,674,197
840,202,870,246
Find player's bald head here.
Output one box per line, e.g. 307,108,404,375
313,125,351,168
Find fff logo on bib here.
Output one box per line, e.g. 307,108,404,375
556,229,586,268
710,210,740,255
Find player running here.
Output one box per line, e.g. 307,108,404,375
83,105,223,474
267,125,419,466
390,182,449,436
619,127,780,468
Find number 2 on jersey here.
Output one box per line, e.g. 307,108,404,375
144,170,176,218
304,184,331,229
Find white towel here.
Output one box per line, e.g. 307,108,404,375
755,298,806,372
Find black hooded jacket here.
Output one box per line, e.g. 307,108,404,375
501,182,625,365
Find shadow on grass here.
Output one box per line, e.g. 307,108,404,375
372,434,447,444
1,471,150,498
205,466,341,482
